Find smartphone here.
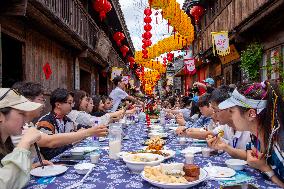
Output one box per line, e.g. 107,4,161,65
59,154,85,161
222,184,258,189
54,160,78,166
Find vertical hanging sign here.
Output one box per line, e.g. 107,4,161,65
211,31,230,56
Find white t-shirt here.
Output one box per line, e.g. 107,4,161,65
109,87,128,112
213,124,251,150
67,110,111,126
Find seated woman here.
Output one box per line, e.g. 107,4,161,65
0,88,42,189
68,91,125,126
218,81,284,187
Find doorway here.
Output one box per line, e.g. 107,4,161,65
99,71,108,95
1,33,23,87
80,69,91,94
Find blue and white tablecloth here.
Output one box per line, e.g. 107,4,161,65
24,123,281,189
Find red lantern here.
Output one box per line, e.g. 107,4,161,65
144,39,152,47
93,0,112,21
128,56,135,69
144,24,152,31
142,49,148,55
167,53,174,62
144,16,152,23
143,32,152,40
142,44,147,49
113,32,125,46
190,5,205,23
120,45,129,57
144,8,152,16
142,54,148,59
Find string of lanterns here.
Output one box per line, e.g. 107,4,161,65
135,33,192,62
149,0,194,37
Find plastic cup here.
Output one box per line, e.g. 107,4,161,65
90,153,100,164
202,147,211,157
185,152,194,164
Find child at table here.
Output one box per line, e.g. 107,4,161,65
218,81,284,187
0,88,42,189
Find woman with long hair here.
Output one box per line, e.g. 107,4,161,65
218,81,284,187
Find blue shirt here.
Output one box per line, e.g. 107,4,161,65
185,115,212,129
247,136,284,182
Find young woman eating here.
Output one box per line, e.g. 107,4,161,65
218,81,284,187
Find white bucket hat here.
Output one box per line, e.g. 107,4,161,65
0,88,43,111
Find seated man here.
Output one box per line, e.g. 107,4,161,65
176,94,213,134
37,88,108,160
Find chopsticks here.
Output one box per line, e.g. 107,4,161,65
34,143,44,169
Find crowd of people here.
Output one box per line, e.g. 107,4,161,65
0,75,284,188
160,78,284,187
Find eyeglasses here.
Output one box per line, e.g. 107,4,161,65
0,89,20,101
35,98,46,103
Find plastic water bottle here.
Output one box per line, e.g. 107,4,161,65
160,110,165,126
93,120,100,148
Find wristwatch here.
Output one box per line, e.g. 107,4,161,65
262,170,275,179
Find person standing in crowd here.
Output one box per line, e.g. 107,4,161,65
37,88,108,160
109,76,143,112
0,88,42,189
193,77,215,94
218,81,284,187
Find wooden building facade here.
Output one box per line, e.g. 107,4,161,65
180,0,284,90
0,0,136,97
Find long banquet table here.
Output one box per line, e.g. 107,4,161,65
24,122,281,189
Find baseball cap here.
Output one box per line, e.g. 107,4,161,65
0,88,43,111
203,78,215,85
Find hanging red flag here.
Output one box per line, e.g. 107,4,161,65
43,62,52,80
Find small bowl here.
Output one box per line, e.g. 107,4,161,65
225,159,247,171
74,163,95,174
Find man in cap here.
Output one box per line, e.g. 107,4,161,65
193,77,215,93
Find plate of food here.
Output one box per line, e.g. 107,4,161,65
123,153,165,173
120,149,175,160
141,163,208,189
144,137,165,150
148,132,168,139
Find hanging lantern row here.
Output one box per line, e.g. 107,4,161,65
136,59,166,74
142,7,153,59
139,69,161,95
93,0,112,21
135,32,192,63
148,0,195,37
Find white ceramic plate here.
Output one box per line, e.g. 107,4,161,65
169,126,178,130
141,167,208,189
181,147,202,154
30,165,68,177
204,166,236,178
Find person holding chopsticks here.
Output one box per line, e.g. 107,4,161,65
218,81,284,188
0,88,43,189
